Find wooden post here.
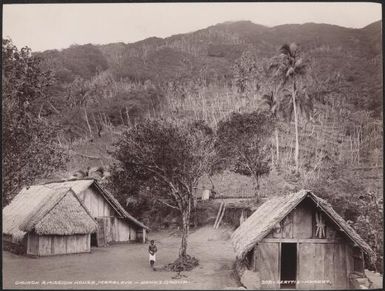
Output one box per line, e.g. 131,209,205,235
142,229,146,244
215,204,226,229
213,202,224,228
239,210,243,226
361,249,365,274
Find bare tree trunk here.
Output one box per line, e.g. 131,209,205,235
106,113,111,128
57,134,62,147
84,107,92,136
125,106,130,127
91,112,98,132
38,103,44,120
356,131,359,164
275,128,280,163
120,109,125,125
292,83,299,173
48,101,61,115
252,175,260,199
179,207,190,258
98,112,104,128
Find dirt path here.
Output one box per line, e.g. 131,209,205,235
3,226,241,290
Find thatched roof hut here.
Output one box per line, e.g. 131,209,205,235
4,187,97,240
9,178,149,248
3,187,98,256
231,190,375,290
31,178,148,230
232,190,374,260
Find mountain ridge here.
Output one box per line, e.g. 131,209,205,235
33,20,381,52
34,19,382,115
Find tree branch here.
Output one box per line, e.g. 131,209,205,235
129,161,185,208
156,199,179,210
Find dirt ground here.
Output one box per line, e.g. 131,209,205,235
3,226,241,290
365,270,383,289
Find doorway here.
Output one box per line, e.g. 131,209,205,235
280,243,297,289
91,233,97,247
91,218,109,247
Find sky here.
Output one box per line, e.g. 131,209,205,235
3,2,382,52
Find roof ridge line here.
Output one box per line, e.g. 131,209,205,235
67,188,98,226
42,177,96,185
92,182,150,230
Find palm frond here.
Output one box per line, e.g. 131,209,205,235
282,88,291,95
261,93,273,105
279,44,291,56
268,63,279,72
294,58,303,68
286,67,295,77
294,58,308,76
289,43,298,57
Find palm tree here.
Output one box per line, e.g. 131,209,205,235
270,43,310,173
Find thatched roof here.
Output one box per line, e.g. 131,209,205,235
34,178,149,230
3,187,98,241
231,190,375,261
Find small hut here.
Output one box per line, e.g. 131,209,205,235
231,190,375,290
3,188,98,256
8,178,149,247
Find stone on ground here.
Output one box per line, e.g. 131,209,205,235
240,270,260,289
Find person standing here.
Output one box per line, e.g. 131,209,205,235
148,240,157,271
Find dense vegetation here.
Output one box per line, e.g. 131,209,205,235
2,20,382,270
2,39,67,205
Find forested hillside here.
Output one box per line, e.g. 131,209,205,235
36,20,382,113
30,20,382,177
3,20,383,270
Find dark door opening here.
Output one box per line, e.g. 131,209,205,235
280,243,297,289
96,218,107,247
91,233,97,247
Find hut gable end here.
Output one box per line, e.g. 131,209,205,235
3,187,97,242
231,190,375,261
41,179,149,230
33,191,98,236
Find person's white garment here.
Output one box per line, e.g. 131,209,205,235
149,253,156,262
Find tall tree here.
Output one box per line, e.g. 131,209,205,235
270,43,310,173
261,90,281,164
111,119,215,258
2,39,67,204
233,50,260,94
215,111,274,197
